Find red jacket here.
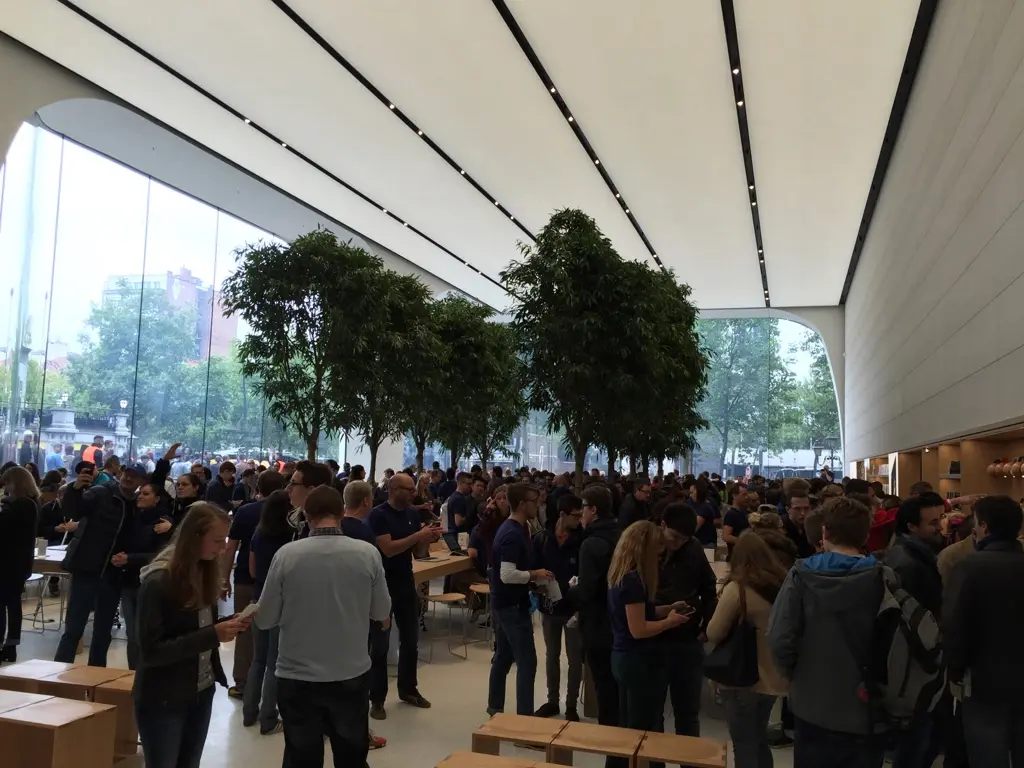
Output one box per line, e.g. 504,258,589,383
867,505,898,552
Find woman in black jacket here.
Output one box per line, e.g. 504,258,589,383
0,466,41,662
116,479,173,670
135,501,250,768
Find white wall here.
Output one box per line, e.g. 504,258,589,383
845,0,1024,459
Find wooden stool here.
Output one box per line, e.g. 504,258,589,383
0,660,76,693
424,593,468,661
436,751,539,767
546,720,646,766
469,583,492,644
36,666,133,701
635,732,727,768
0,697,117,768
0,691,53,716
472,713,569,757
94,673,137,760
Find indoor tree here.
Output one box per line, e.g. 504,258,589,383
221,229,383,460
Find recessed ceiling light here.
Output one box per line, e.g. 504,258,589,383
382,208,387,214
550,87,556,93
749,185,754,190
494,201,499,206
737,100,744,107
403,222,408,227
460,169,465,175
758,248,763,253
568,116,574,122
417,130,423,136
732,68,739,75
595,159,600,165
615,193,621,199
625,208,630,214
281,142,287,148
752,201,757,206
759,258,764,263
389,104,395,110
510,215,515,221
243,118,251,125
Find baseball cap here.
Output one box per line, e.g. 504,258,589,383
122,462,149,478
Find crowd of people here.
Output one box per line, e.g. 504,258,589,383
1,447,1024,768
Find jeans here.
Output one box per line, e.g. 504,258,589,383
963,696,1024,768
720,688,776,768
120,586,139,670
232,581,254,688
55,572,121,666
136,686,214,768
541,613,583,711
488,604,537,715
891,709,935,768
243,625,279,730
277,673,370,768
583,643,619,727
370,575,420,704
793,717,884,768
0,583,23,647
612,650,664,768
653,639,705,737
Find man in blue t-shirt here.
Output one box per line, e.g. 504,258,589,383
445,472,474,532
723,486,755,559
487,482,552,716
367,473,439,718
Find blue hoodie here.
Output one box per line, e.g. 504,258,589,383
768,552,885,735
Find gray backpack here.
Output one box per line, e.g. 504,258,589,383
858,569,945,725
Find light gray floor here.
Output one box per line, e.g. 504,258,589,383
16,590,785,767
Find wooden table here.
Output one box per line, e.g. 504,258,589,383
94,673,137,759
0,661,77,694
0,697,117,768
0,691,53,716
36,666,133,702
546,720,646,766
413,553,473,584
438,751,561,768
635,732,727,768
472,714,569,757
31,547,67,575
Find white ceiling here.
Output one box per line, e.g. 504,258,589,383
0,0,921,311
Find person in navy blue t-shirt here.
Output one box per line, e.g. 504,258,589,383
445,472,474,532
606,520,689,735
367,473,438,717
487,483,551,716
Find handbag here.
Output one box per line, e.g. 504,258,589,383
703,585,759,687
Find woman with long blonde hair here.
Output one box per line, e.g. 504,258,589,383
134,502,252,768
606,520,689,736
706,531,789,768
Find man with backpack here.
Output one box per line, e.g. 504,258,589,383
768,496,888,767
944,495,1024,767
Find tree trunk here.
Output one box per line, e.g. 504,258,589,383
573,440,587,494
306,427,319,461
641,454,650,477
415,437,426,474
656,456,664,482
606,448,616,478
368,434,381,484
449,442,461,471
480,452,488,473
629,454,637,476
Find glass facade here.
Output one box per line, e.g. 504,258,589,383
1,123,841,478
0,122,308,469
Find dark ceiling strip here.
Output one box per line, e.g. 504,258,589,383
266,0,536,243
839,0,939,304
52,0,507,293
489,0,666,272
719,0,769,308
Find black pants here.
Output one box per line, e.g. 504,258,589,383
0,583,23,648
963,695,1024,768
583,643,619,727
794,717,884,768
652,639,704,737
369,576,419,705
277,674,370,768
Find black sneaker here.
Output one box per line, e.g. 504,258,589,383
564,709,580,722
534,702,560,718
370,704,386,720
0,646,15,664
399,692,432,709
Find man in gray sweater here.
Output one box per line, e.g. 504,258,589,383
256,485,391,767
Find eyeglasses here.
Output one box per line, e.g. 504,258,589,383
581,503,595,510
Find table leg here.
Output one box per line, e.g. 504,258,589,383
545,745,573,765
471,733,499,755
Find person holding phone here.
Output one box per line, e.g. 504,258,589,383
606,521,689,766
134,502,251,768
652,503,719,738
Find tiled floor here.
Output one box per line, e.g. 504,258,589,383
15,592,791,767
